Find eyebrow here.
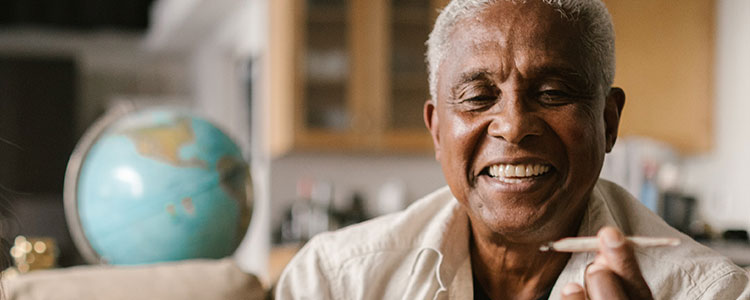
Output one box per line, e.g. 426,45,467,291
448,64,595,100
453,65,589,86
454,68,495,87
529,65,589,85
449,69,496,99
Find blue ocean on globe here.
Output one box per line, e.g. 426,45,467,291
75,109,250,265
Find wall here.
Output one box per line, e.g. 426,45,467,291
269,153,445,231
681,0,750,231
0,29,189,136
169,0,272,282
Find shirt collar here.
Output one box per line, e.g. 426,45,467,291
407,180,624,299
407,191,470,299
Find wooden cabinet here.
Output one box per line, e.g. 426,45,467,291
603,0,715,153
268,0,447,156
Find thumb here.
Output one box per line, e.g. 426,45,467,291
597,227,653,299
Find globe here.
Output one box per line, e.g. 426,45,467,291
64,105,252,265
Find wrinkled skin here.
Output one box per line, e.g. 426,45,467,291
423,1,649,299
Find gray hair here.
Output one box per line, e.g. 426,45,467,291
425,0,615,100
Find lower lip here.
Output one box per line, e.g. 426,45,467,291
478,170,555,193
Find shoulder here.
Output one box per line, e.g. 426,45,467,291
309,185,455,261
635,242,749,299
275,186,456,299
593,179,750,299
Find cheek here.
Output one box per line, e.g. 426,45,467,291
437,111,488,188
558,108,607,173
439,111,484,157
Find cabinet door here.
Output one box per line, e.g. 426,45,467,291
386,0,434,131
603,0,715,153
379,0,441,151
301,0,350,132
268,0,447,155
294,0,362,151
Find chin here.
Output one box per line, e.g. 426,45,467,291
473,199,578,244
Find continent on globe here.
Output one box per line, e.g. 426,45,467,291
122,117,207,168
217,155,253,238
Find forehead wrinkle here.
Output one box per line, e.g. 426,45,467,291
513,53,585,79
532,65,587,83
481,3,595,90
467,40,514,81
441,29,509,98
454,11,549,86
439,1,598,101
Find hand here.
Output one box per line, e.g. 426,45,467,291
560,227,653,300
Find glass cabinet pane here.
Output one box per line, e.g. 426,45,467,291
304,0,351,131
388,0,431,130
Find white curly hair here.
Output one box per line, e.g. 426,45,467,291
425,0,615,100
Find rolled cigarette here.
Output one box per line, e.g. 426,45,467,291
539,236,681,252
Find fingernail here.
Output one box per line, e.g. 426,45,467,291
603,228,624,248
562,283,583,295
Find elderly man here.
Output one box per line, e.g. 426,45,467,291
277,0,750,299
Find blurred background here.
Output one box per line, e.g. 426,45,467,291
1,0,749,286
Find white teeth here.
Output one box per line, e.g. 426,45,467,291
487,163,551,178
504,165,514,177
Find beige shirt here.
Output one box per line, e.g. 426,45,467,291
276,179,750,299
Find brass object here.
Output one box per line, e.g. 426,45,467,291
9,236,57,273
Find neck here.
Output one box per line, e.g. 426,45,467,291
469,226,574,300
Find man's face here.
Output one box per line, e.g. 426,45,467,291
425,1,623,242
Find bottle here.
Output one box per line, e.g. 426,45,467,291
277,179,315,243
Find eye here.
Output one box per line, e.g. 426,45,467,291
458,84,499,108
538,89,572,106
464,94,496,103
449,80,499,111
460,94,497,110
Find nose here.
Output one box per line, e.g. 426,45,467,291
487,93,544,144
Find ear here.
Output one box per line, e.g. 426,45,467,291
604,87,626,153
424,100,441,160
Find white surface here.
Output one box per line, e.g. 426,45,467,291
174,0,272,282
144,0,244,52
604,1,750,233
681,0,750,232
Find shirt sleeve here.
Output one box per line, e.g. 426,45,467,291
275,237,336,300
699,269,750,300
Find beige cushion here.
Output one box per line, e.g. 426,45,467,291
3,258,265,300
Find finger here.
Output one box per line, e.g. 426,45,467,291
597,227,653,299
585,263,628,299
560,283,585,300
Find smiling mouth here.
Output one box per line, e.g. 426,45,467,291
484,163,552,183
